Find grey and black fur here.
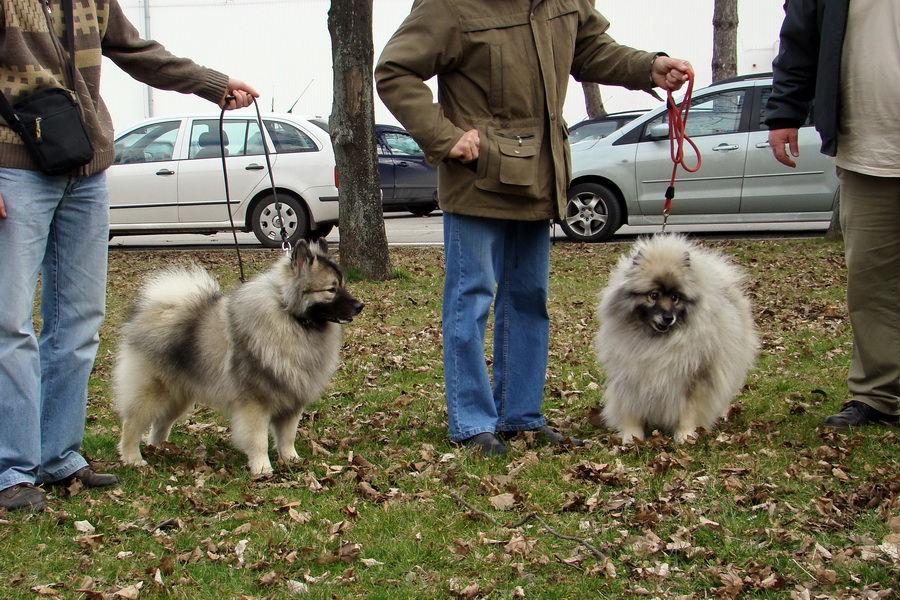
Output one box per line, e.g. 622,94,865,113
595,234,758,444
114,239,363,475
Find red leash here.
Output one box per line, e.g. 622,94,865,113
662,70,701,232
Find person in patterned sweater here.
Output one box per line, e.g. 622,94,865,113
0,0,257,512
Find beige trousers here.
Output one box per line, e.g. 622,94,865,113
837,168,900,415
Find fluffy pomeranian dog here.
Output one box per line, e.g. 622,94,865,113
595,234,758,444
114,240,363,475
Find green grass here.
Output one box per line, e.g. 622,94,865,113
2,237,897,599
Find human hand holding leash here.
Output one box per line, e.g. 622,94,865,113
767,128,800,168
221,77,259,109
651,56,694,92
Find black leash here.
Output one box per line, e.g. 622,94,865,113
217,96,290,282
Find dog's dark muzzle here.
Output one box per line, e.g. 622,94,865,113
329,300,364,324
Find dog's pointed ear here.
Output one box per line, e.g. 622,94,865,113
291,240,315,274
631,249,645,266
682,252,691,267
313,238,329,256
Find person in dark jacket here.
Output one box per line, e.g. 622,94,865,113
0,0,257,512
766,0,899,429
376,0,692,456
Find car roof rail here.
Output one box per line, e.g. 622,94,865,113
708,72,774,86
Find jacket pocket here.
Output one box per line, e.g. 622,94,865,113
475,127,542,198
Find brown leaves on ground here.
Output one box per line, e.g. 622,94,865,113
14,242,898,599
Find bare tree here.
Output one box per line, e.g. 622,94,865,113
580,1,607,120
581,82,607,119
328,0,391,280
712,0,738,81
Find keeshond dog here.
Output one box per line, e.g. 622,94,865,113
114,239,363,475
595,234,758,444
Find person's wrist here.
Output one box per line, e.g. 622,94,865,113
650,52,669,83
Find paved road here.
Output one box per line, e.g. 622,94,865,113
108,211,828,250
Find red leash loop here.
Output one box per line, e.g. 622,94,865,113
662,70,701,231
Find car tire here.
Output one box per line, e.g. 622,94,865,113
250,193,309,248
560,182,623,243
308,223,334,239
407,202,437,217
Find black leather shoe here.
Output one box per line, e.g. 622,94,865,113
0,483,47,512
461,433,507,457
824,401,899,429
49,467,120,489
500,426,585,447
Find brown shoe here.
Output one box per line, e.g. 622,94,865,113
49,467,119,489
0,483,47,512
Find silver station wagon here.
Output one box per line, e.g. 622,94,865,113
562,74,839,242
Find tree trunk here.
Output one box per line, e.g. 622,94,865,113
826,195,843,240
581,1,607,120
328,0,391,280
712,0,739,82
581,82,607,119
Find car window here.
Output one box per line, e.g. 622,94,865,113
189,119,261,159
113,121,179,164
569,120,621,143
263,120,318,153
381,131,425,156
645,89,747,139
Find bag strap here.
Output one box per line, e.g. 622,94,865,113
60,0,78,91
0,0,78,129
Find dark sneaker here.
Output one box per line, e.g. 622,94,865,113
460,433,508,457
48,467,119,489
824,401,900,429
0,483,47,512
500,425,585,447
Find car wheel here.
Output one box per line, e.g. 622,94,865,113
560,182,623,242
407,202,437,217
308,223,334,239
250,193,309,248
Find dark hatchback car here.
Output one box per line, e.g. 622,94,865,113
376,124,438,215
311,120,439,216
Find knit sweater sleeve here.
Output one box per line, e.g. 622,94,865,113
99,0,228,105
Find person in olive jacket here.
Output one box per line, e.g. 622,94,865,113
375,0,692,456
767,0,900,429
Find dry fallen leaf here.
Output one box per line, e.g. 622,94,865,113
489,493,516,511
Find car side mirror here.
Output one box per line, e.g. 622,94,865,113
646,123,670,140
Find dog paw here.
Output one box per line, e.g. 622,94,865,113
673,429,698,444
120,456,148,467
248,460,274,476
278,450,300,463
618,432,643,445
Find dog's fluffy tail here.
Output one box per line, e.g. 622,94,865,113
136,266,221,311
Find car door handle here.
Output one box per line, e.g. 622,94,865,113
755,142,771,148
396,161,410,168
712,144,740,152
155,168,175,176
245,163,266,171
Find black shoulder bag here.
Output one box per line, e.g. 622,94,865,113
0,0,94,175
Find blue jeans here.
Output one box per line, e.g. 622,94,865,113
443,212,551,441
0,168,109,489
